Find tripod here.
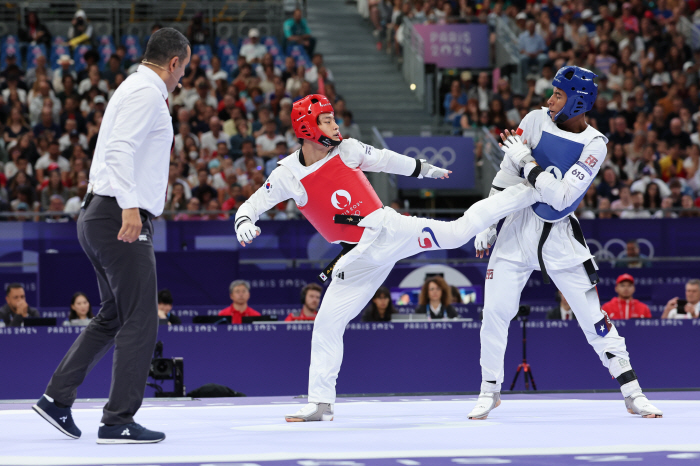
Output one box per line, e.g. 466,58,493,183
509,316,537,391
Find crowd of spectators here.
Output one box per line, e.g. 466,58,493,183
0,9,359,222
365,0,700,218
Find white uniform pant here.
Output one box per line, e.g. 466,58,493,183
308,184,539,403
480,255,630,384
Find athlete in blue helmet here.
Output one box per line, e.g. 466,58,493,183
467,66,663,420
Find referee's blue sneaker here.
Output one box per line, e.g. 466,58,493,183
32,394,81,439
97,422,165,444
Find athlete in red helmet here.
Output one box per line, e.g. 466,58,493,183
235,94,540,421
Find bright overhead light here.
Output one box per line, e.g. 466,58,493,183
410,83,416,91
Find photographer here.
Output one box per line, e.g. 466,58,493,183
661,279,700,319
67,10,93,48
0,283,40,327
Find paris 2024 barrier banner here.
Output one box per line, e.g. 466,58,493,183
413,24,490,69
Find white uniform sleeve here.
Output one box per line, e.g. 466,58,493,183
103,87,163,210
492,109,540,189
524,137,607,212
234,166,299,225
339,138,417,176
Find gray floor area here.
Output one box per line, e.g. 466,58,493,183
306,0,435,136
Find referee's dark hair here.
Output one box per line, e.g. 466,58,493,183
157,289,173,305
5,283,23,296
143,27,190,66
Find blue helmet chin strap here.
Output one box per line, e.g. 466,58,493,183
549,66,598,124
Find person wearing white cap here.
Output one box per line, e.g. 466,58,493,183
239,28,267,64
52,55,77,94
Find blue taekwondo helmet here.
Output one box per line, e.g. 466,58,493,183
549,65,598,123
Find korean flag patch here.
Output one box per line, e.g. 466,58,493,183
264,180,272,193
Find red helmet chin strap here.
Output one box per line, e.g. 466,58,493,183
292,94,343,146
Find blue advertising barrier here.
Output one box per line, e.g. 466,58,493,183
0,320,698,399
383,137,475,190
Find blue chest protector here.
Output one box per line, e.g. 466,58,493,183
528,131,590,221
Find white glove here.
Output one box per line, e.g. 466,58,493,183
474,227,497,258
501,134,534,168
236,220,261,246
418,160,450,179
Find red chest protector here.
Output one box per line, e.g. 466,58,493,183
298,155,383,243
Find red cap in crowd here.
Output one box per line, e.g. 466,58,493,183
616,274,635,285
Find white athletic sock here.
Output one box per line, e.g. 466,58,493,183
481,380,501,393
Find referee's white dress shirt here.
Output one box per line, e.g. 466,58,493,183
89,65,173,217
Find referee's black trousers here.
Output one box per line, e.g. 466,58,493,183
45,195,158,425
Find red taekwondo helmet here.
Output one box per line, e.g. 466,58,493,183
291,94,342,147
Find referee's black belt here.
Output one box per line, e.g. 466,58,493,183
537,215,599,286
90,194,155,220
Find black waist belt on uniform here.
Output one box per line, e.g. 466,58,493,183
90,194,155,220
316,215,367,282
319,242,357,283
537,215,599,286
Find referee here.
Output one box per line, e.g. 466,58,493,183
33,28,190,444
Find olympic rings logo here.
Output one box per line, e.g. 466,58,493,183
586,238,655,265
403,146,457,168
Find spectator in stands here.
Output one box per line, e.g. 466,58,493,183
52,56,76,95
362,286,396,322
607,116,633,148
191,168,218,206
642,181,663,214
218,280,260,324
546,290,575,320
264,140,289,177
165,182,188,217
240,29,267,64
184,53,207,83
63,291,93,326
33,108,61,143
620,191,651,219
19,11,51,48
467,72,493,113
597,167,624,202
233,140,263,172
284,8,316,56
518,19,548,71
40,169,69,210
44,195,69,223
305,53,333,84
0,283,39,327
256,120,285,159
200,116,230,155
602,274,651,320
185,77,218,111
653,196,678,218
59,96,86,134
103,54,123,88
338,111,361,140
414,277,458,319
679,194,699,217
662,279,700,319
67,10,93,47
157,289,182,326
659,144,686,182
174,196,205,221
4,107,30,147
611,185,633,215
597,197,615,219
285,283,323,322
64,180,87,217
36,140,70,179
616,239,649,269
187,12,210,46
444,80,467,127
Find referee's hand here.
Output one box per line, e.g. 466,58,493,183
118,208,142,243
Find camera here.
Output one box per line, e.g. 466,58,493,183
149,341,185,397
517,305,531,318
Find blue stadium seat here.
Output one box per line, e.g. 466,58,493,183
25,44,47,69
50,44,70,70
121,34,140,47
215,37,233,54
0,43,22,70
96,35,115,48
286,44,312,68
98,44,116,71
124,43,142,62
72,44,92,72
52,36,68,47
193,44,213,70
1,35,19,47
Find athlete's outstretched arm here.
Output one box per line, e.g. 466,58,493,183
523,137,607,212
339,138,449,178
234,166,298,246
